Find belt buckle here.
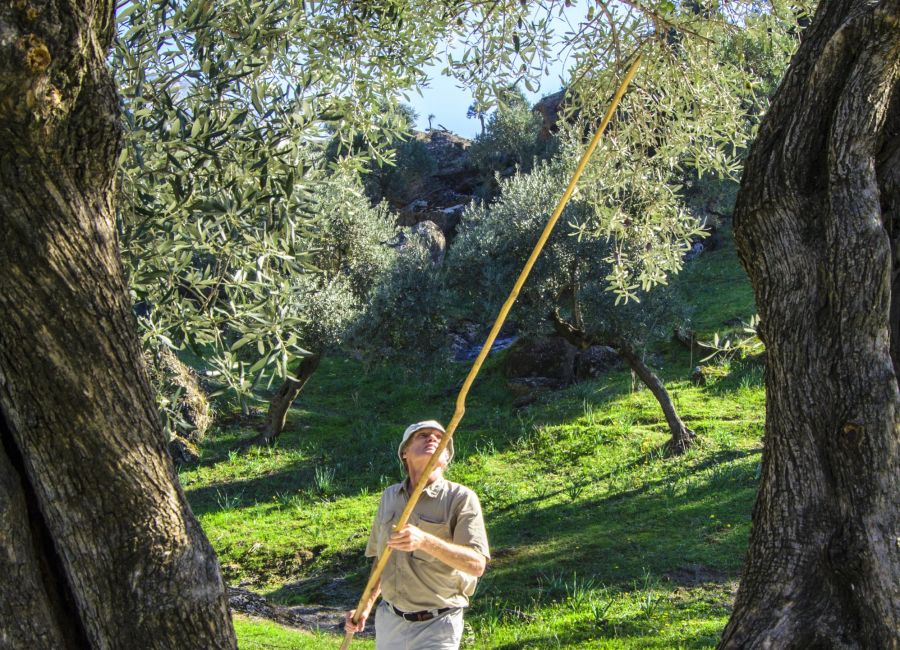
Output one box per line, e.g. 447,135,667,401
415,611,434,622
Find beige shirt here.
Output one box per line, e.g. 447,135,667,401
366,475,490,612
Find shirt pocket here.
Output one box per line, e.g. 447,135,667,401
413,516,452,562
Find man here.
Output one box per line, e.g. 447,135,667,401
345,420,490,649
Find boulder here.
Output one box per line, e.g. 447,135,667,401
416,130,473,179
503,336,577,388
574,345,622,380
168,437,200,466
410,220,446,266
507,377,559,407
532,89,567,141
398,190,473,242
383,220,446,266
449,321,518,362
145,347,212,443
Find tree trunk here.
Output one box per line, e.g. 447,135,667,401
550,310,695,454
0,4,236,648
613,340,696,455
723,0,900,647
254,353,323,445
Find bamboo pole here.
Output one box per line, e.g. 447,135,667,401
341,55,642,650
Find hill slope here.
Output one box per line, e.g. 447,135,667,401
179,221,761,648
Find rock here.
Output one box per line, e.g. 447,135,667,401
574,345,622,380
227,586,370,638
398,192,472,241
449,321,518,362
508,377,559,407
145,347,212,442
410,220,446,265
404,199,429,214
416,130,473,179
384,220,446,265
503,336,577,388
690,365,730,386
533,89,567,141
684,241,705,261
702,224,723,251
168,437,200,466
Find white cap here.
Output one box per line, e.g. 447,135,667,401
398,420,453,469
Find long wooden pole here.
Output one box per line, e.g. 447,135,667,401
340,55,642,650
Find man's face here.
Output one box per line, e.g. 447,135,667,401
402,428,448,471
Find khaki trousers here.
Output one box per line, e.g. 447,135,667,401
374,600,464,650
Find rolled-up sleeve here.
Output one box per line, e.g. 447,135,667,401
453,490,490,559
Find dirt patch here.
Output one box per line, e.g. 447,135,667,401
221,543,329,587
229,586,371,638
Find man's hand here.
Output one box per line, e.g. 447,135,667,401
387,524,429,552
387,524,487,576
344,608,368,633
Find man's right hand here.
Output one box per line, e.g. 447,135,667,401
344,608,368,633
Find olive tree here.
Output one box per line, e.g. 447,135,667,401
256,174,397,444
0,1,236,645
448,150,699,451
113,0,448,421
722,0,899,645
0,1,461,645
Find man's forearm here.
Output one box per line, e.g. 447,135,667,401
361,576,381,615
421,535,486,576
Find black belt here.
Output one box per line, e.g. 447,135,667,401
390,603,452,622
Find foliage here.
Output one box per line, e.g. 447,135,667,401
448,151,693,348
467,86,550,183
350,243,451,365
211,174,395,400
112,0,452,402
699,315,765,364
111,0,809,404
323,102,436,207
366,136,437,206
111,0,804,416
441,1,809,299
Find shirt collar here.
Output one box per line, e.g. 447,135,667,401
402,474,447,498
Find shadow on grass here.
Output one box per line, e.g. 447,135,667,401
478,451,759,602
185,455,403,518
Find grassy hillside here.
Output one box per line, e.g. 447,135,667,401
180,223,761,648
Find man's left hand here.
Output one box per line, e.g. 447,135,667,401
387,524,430,552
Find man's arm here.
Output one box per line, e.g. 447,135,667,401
387,525,487,576
344,568,381,633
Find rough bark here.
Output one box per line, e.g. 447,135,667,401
255,353,323,445
0,423,70,649
0,3,236,648
723,0,900,647
551,310,695,454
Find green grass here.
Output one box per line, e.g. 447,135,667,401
234,614,375,648
181,225,762,648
